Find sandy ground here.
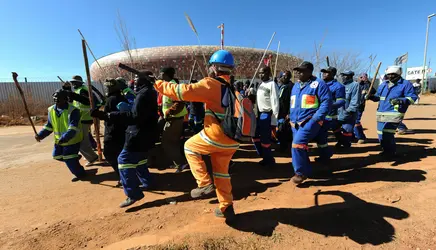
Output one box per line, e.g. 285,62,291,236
1,96,436,250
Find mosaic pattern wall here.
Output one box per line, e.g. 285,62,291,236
90,45,301,82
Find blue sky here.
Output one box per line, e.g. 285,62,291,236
0,0,435,81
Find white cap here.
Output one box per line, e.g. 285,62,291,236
386,65,402,75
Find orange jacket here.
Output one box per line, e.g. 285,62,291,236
155,76,239,149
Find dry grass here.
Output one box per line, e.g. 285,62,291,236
0,95,49,126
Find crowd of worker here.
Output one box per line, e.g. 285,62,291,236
35,49,419,221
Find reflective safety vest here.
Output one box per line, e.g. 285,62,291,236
48,104,83,146
162,80,188,119
73,86,92,121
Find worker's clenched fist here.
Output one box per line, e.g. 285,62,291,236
91,109,109,121
34,134,41,142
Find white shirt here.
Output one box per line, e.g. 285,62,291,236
256,80,280,125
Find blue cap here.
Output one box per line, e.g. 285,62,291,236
209,50,235,68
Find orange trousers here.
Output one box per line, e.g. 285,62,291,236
184,131,238,212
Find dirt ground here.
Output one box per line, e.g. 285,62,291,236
1,96,436,250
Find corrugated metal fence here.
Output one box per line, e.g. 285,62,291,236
0,81,104,106
0,81,104,116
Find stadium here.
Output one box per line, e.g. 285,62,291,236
90,45,301,82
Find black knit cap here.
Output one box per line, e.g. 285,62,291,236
160,67,176,76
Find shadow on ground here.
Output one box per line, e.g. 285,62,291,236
227,190,409,246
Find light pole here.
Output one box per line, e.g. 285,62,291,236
422,13,436,94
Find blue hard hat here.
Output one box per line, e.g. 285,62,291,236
209,50,235,68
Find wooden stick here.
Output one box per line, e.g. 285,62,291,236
273,41,281,79
11,72,38,136
82,39,103,161
78,29,103,70
57,76,65,83
249,32,276,89
366,62,382,100
188,60,198,83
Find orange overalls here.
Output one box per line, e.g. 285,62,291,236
155,76,239,212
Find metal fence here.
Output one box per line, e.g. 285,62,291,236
0,81,104,106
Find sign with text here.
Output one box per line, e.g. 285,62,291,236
406,66,432,80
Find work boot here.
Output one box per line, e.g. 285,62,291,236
357,139,366,144
190,184,216,199
215,205,235,221
119,197,138,208
397,129,407,135
291,174,307,185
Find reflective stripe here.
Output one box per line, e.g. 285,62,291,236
199,131,239,149
176,84,183,100
213,172,231,179
326,115,338,119
194,120,203,125
252,138,261,142
317,143,329,148
205,110,225,120
292,143,309,150
261,143,271,148
53,155,63,160
43,125,53,131
184,147,201,156
380,97,386,101
119,159,148,169
406,97,415,104
343,132,353,137
377,129,396,134
336,98,346,101
68,126,80,132
301,94,319,109
63,154,79,160
376,112,404,117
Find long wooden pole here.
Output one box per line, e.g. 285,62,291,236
11,72,38,136
82,39,103,161
273,41,281,79
249,32,276,89
188,60,198,83
366,62,382,100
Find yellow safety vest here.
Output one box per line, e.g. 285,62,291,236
48,104,83,146
162,80,188,119
73,86,92,121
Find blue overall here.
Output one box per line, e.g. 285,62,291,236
118,150,152,200
354,110,366,140
253,111,274,164
371,78,417,154
338,80,361,148
325,79,346,147
38,105,86,178
290,78,332,176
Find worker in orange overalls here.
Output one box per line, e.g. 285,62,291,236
154,50,239,221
